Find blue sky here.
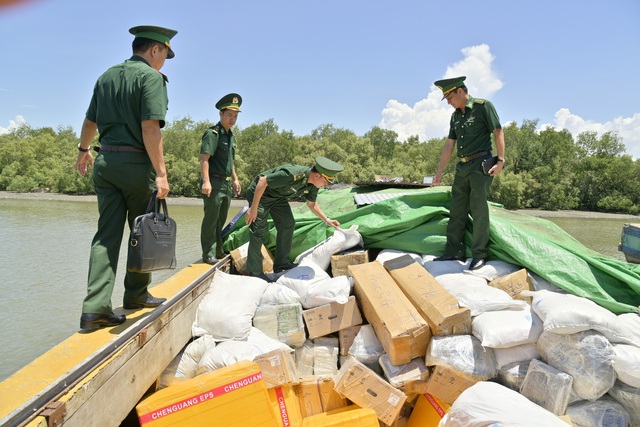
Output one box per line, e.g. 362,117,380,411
1,0,639,157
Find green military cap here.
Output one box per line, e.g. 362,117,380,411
215,93,242,111
129,25,178,59
315,156,344,183
434,76,466,100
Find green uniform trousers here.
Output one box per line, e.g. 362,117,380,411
82,151,155,314
445,158,494,260
201,178,232,259
245,190,295,275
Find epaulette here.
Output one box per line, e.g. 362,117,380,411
210,125,220,134
474,98,486,104
293,173,305,181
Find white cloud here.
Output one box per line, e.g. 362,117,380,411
540,109,640,159
379,43,640,160
0,115,27,135
380,44,503,142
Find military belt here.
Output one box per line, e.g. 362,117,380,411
210,172,230,181
95,145,146,153
459,150,491,163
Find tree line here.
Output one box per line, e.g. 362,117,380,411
0,117,638,214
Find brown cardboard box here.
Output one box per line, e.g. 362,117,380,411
383,255,470,336
296,376,347,418
301,405,379,427
268,385,303,427
231,241,274,274
302,295,363,339
338,325,362,356
425,365,477,405
349,262,431,365
488,268,534,303
254,349,300,389
379,354,430,396
136,360,278,426
331,249,369,277
335,357,407,426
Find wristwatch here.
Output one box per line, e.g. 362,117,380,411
77,143,90,152
497,157,505,162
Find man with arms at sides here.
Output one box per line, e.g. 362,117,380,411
244,157,344,281
199,93,242,265
432,76,505,271
74,25,178,331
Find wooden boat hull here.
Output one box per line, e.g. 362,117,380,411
0,260,226,427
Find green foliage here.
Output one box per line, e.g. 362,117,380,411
1,117,639,215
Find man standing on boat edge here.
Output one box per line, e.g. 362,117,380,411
432,76,505,271
74,25,177,331
244,157,344,281
199,94,242,266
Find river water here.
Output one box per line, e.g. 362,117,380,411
0,196,635,381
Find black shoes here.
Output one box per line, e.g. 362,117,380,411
123,295,167,309
274,263,298,273
203,256,219,265
469,258,486,270
433,254,465,262
80,312,126,331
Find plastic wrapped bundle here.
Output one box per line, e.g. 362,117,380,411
565,397,630,427
253,302,306,347
497,360,531,391
519,358,573,415
426,335,497,380
607,380,640,427
537,330,615,401
348,324,385,374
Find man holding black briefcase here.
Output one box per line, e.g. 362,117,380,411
432,76,505,271
74,25,178,331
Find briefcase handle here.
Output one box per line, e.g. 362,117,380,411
145,191,171,224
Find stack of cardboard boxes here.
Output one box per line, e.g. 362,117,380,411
137,250,569,426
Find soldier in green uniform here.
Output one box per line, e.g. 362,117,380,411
74,25,178,331
244,157,344,280
200,93,242,265
432,76,505,270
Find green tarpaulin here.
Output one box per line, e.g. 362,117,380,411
223,186,640,314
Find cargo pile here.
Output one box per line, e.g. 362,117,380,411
138,227,640,427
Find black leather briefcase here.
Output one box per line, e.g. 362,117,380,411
481,155,499,175
127,191,177,273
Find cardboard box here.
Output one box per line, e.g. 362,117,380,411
301,405,379,427
349,262,431,365
254,349,300,389
302,295,363,339
331,249,369,277
407,393,451,427
425,365,477,405
379,354,430,396
313,337,339,376
383,255,470,336
296,376,347,418
136,360,278,426
268,385,303,427
488,268,534,304
338,325,362,356
231,241,274,274
335,357,407,426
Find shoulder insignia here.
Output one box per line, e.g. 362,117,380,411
293,173,305,181
210,125,220,134
474,98,486,104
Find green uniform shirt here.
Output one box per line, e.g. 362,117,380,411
250,165,318,203
200,123,235,176
86,55,169,149
448,96,501,158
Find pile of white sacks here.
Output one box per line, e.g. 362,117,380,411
162,225,640,427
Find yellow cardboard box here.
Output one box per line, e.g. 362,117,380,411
302,405,379,427
407,393,451,427
254,349,300,389
136,360,278,426
425,365,477,405
335,356,407,426
383,255,470,336
296,376,347,418
231,241,274,274
302,295,363,339
349,262,431,365
488,268,534,304
268,385,303,427
330,249,369,277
